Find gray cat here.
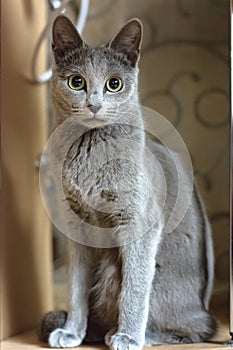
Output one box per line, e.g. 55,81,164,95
38,15,217,349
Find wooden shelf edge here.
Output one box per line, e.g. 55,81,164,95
1,321,231,350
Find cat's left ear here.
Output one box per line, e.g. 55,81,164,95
108,19,142,67
52,15,84,63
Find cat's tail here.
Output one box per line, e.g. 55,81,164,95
38,310,67,342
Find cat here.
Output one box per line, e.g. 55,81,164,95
38,15,217,349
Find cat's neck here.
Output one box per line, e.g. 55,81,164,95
92,122,145,146
53,99,145,144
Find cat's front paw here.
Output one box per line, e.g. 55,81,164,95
49,328,83,348
105,331,143,350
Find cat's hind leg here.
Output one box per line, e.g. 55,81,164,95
145,330,193,345
145,311,217,345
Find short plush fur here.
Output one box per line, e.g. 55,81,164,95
38,15,217,349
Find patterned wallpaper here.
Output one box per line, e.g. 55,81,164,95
54,0,230,313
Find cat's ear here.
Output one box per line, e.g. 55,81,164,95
52,15,83,63
108,19,142,67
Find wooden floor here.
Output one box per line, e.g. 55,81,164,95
1,318,232,350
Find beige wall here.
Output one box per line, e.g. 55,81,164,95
1,0,53,339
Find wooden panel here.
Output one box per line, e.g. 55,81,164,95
1,0,53,340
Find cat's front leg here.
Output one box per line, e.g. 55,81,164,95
49,242,91,348
106,228,161,350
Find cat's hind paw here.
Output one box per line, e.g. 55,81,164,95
49,328,83,348
105,331,142,350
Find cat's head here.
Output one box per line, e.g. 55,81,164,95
51,15,142,127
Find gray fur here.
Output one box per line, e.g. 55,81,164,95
39,15,217,348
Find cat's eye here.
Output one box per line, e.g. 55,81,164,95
106,77,123,93
68,75,85,90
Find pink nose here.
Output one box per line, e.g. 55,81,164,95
88,104,101,114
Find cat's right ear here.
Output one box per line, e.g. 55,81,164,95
52,15,83,63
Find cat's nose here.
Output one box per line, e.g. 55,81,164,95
88,104,101,114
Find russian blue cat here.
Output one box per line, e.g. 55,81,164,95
38,15,217,349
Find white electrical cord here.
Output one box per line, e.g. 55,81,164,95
31,0,89,84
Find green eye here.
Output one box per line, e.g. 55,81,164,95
106,76,123,93
68,75,85,90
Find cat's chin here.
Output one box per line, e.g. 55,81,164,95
77,117,111,129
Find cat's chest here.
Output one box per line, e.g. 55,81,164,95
63,130,142,192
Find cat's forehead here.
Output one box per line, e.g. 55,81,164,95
59,45,133,77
